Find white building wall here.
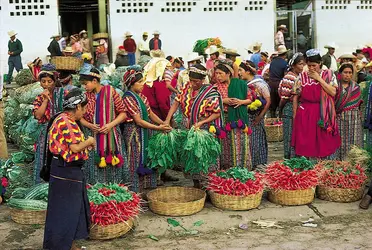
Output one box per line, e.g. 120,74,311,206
108,0,276,60
0,0,59,79
314,0,372,56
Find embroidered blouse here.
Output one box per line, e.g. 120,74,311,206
176,82,221,119
33,88,64,124
216,81,254,111
84,85,126,123
294,70,338,95
123,93,151,122
48,113,88,162
279,71,298,100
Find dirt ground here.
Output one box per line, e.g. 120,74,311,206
1,142,372,250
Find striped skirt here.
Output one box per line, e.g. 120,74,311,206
248,112,268,168
282,102,295,159
122,122,157,193
33,123,48,184
336,108,363,160
83,127,129,185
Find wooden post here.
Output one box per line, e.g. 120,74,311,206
98,0,107,33
87,11,93,52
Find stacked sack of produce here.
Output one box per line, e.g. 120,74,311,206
4,82,44,162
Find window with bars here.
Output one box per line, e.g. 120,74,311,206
203,1,238,12
8,0,49,16
161,1,196,12
321,0,351,10
357,0,372,9
116,0,154,14
244,0,267,11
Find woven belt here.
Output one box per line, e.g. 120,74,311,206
50,174,82,183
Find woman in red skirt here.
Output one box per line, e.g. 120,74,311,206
291,49,341,159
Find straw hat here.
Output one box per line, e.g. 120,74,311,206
356,62,365,72
92,41,100,47
125,31,133,37
205,45,219,55
79,30,88,36
276,45,290,55
143,32,149,36
251,42,262,53
153,30,161,35
8,30,17,37
185,52,204,62
150,49,165,58
224,49,240,57
63,47,73,53
339,54,356,60
278,25,288,31
50,34,60,39
324,42,337,49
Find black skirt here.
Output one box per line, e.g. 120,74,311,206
43,156,90,250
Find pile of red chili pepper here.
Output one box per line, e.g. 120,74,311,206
264,157,318,190
316,160,367,189
207,167,264,196
87,183,141,226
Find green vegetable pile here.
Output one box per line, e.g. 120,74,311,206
7,183,49,211
15,69,33,86
283,157,314,171
216,167,256,183
147,130,187,174
87,183,133,205
4,82,44,162
181,127,221,174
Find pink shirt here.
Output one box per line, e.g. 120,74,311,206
72,42,83,53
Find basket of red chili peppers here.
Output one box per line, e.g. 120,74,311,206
316,161,367,203
264,157,317,206
207,167,264,210
87,183,141,240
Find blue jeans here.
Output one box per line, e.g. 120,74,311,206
7,55,23,83
128,53,136,66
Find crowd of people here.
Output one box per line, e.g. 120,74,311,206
4,28,372,249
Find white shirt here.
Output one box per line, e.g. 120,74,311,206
275,31,284,46
138,39,150,52
58,37,66,51
330,55,338,72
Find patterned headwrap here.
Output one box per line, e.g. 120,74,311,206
63,89,87,110
215,59,234,75
60,74,72,85
123,69,143,87
288,52,304,68
239,60,257,75
38,63,58,80
306,49,321,58
189,66,208,76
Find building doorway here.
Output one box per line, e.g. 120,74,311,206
276,0,314,55
58,0,100,39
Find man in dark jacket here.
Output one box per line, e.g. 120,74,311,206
269,45,288,117
322,43,338,72
149,31,162,51
7,30,23,84
48,35,62,57
114,46,130,68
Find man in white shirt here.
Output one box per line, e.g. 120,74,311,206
58,32,69,52
275,25,287,50
138,32,150,56
322,43,338,72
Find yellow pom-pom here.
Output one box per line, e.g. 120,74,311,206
112,156,119,166
255,99,262,107
243,126,249,133
209,125,217,134
98,157,107,168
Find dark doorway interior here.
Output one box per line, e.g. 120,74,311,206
58,0,99,35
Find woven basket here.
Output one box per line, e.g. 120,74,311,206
265,118,283,142
89,219,133,240
147,187,206,216
209,191,263,211
92,33,109,40
316,186,364,203
51,56,83,71
268,188,315,206
10,208,46,225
